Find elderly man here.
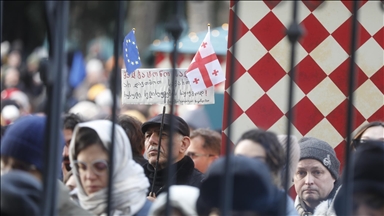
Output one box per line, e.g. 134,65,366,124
186,128,221,173
141,114,203,197
294,137,341,216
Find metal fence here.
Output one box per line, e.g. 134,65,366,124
3,0,377,215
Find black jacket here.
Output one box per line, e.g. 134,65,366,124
143,156,204,196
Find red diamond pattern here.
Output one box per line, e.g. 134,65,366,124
326,99,366,137
328,58,368,96
248,53,286,92
250,12,286,50
370,66,384,94
227,9,249,48
225,51,247,88
222,1,383,165
332,18,371,53
294,55,327,94
299,14,330,53
246,94,284,130
290,97,324,135
230,0,239,8
303,0,326,12
368,105,384,122
221,133,235,154
342,0,368,13
222,91,244,130
334,141,346,171
373,27,384,49
263,0,282,10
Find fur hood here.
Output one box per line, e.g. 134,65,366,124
313,186,341,216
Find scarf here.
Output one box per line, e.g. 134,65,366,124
295,196,313,216
69,120,150,216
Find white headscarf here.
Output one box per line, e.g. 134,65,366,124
69,120,149,215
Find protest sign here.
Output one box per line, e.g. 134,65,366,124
121,68,215,105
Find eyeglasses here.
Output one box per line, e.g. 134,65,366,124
186,152,214,159
71,159,109,176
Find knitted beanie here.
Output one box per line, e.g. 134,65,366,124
299,137,340,179
1,115,64,173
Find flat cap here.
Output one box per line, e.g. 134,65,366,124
141,114,190,136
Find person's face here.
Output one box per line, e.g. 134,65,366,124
76,144,108,195
294,159,335,209
62,129,73,171
234,139,266,162
187,135,217,173
353,193,384,216
361,126,384,142
144,126,189,169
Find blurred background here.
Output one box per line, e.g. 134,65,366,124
1,1,230,132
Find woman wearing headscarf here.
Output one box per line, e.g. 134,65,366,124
69,120,151,216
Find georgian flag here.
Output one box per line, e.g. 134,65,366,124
186,30,225,92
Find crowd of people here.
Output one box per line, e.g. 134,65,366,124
1,111,383,215
1,42,384,216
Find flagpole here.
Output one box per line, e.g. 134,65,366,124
150,99,167,196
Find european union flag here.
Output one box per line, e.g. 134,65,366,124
69,51,86,88
123,29,141,75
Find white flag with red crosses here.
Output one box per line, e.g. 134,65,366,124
186,29,225,92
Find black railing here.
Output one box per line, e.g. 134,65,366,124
4,1,366,215
41,1,69,215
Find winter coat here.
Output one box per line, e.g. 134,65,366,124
143,156,204,196
313,186,341,216
294,185,341,216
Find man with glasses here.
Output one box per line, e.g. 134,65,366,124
186,128,221,173
141,114,204,198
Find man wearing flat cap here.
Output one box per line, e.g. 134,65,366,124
141,114,203,198
293,137,341,216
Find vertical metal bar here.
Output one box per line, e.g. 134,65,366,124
220,1,239,215
341,1,359,215
41,1,69,215
0,0,3,48
283,0,303,215
106,1,124,215
165,1,184,215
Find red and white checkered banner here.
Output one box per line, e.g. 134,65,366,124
223,0,383,163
